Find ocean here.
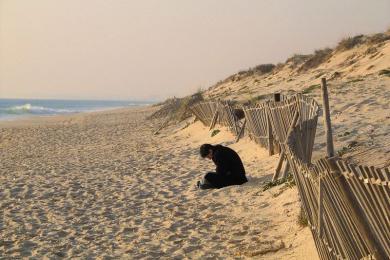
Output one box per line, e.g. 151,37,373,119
0,98,154,121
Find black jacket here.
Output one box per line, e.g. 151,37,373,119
212,145,247,182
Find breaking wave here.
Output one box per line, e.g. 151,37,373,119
0,99,155,121
3,103,74,115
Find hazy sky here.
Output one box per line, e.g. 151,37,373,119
1,0,389,101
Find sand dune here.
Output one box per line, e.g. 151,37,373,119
204,38,390,168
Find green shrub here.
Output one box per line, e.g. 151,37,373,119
337,141,358,156
262,178,285,191
343,131,351,136
262,174,295,191
211,129,220,137
337,146,349,156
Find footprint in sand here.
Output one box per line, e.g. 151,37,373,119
18,240,38,257
232,230,249,236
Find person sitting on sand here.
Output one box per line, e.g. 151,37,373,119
197,143,247,189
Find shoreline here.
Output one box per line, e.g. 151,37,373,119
0,103,153,124
0,105,153,128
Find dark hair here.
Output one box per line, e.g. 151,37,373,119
200,143,213,158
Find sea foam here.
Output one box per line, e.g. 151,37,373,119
5,103,73,115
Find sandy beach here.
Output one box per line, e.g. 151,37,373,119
0,107,318,259
1,2,389,259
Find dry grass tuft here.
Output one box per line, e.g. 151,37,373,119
298,48,332,72
378,69,390,77
246,94,271,106
148,91,203,121
236,64,276,78
302,84,320,94
297,207,308,227
213,63,277,85
286,54,311,68
367,33,390,45
365,46,378,55
253,64,276,74
336,35,365,52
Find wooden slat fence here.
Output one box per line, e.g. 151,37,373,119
336,161,390,258
218,101,241,136
190,101,241,136
267,94,318,163
189,101,220,126
243,102,279,155
191,94,389,259
282,96,389,259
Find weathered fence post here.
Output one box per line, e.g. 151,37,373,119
318,78,333,242
273,152,285,181
154,116,171,135
267,114,274,156
274,93,281,102
267,95,280,156
209,110,219,130
235,119,246,143
321,78,335,157
272,109,299,181
280,161,290,179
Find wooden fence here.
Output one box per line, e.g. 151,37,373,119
192,94,389,259
243,102,279,155
268,94,319,164
190,101,242,136
277,96,390,260
189,101,220,126
285,134,389,259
